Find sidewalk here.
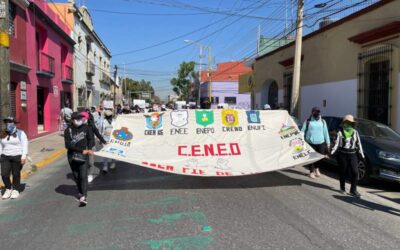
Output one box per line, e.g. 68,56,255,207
0,131,67,187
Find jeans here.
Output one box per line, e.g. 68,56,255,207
68,155,88,197
1,155,22,190
308,143,327,173
337,152,359,192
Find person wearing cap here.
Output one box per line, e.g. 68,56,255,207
331,114,364,198
81,111,107,183
301,107,330,179
100,109,117,173
0,117,28,200
64,112,94,206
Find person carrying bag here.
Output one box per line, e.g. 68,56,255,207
64,112,94,207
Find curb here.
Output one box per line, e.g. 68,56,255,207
1,148,67,188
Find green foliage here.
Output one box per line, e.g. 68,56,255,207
170,61,199,101
122,78,155,101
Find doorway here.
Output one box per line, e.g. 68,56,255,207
37,87,45,132
268,81,279,109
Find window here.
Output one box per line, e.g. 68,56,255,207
9,2,16,36
10,83,17,118
210,96,219,104
78,88,86,107
224,97,236,104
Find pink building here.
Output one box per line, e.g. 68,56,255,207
9,0,74,139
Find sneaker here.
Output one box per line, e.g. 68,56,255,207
315,169,321,177
340,189,346,194
309,172,316,179
110,162,116,170
102,165,108,174
79,196,87,207
88,175,94,183
350,191,361,198
10,190,19,199
2,189,12,200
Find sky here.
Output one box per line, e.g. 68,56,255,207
53,0,378,101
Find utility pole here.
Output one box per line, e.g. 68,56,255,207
290,0,304,116
0,0,11,128
123,63,126,105
198,45,202,107
207,47,212,103
113,65,118,105
257,24,261,55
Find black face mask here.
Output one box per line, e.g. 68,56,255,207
312,112,320,120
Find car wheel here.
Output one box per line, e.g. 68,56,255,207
358,159,370,185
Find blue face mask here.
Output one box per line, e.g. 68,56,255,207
6,123,16,133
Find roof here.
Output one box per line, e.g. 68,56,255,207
200,61,252,82
256,0,395,61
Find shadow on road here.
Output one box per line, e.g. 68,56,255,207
55,184,78,198
333,195,400,217
84,163,338,192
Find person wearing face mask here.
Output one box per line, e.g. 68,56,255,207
64,112,94,206
100,109,116,173
0,117,28,200
81,111,107,183
331,115,364,198
301,107,330,179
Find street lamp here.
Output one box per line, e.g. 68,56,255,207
184,39,211,107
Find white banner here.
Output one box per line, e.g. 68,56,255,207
95,110,323,176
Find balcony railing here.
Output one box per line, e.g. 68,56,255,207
86,60,95,76
100,71,112,85
62,65,73,83
37,52,55,77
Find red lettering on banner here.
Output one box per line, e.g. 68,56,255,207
217,144,227,156
166,166,174,171
178,145,188,156
142,162,149,165
191,145,201,157
204,144,214,156
191,169,205,175
150,163,157,168
230,143,241,155
143,162,175,173
216,172,232,176
157,164,164,170
182,167,189,173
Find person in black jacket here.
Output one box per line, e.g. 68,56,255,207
81,111,107,183
64,112,95,207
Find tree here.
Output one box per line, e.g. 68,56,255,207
122,78,155,102
170,61,198,101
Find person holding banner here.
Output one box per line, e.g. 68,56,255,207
64,112,94,207
331,115,364,198
301,107,330,179
100,109,116,173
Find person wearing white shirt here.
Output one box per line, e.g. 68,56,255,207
100,109,116,173
0,117,29,200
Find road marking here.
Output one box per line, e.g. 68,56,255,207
142,235,214,250
147,211,208,225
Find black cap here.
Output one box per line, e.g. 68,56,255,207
71,112,83,120
312,107,321,113
3,116,17,123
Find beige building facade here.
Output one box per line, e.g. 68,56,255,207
243,0,400,131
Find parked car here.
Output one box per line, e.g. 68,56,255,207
323,116,400,184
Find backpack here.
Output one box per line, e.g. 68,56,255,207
304,117,327,139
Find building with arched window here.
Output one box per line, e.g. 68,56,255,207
240,0,400,132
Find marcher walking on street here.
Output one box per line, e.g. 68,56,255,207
64,112,94,206
331,114,365,198
100,109,116,173
1,117,28,200
81,111,107,183
301,107,330,178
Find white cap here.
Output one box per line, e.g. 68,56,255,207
264,104,271,110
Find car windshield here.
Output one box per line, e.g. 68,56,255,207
357,120,400,140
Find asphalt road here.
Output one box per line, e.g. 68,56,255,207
0,157,400,250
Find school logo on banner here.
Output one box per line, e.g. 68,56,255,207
222,109,239,127
196,110,214,127
112,127,133,142
144,112,164,130
246,111,260,124
170,110,188,128
290,138,305,153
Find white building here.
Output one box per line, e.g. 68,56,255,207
50,1,113,109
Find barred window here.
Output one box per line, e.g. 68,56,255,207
224,97,236,104
9,2,16,36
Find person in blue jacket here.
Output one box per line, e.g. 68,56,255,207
301,107,330,178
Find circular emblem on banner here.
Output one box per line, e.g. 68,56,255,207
112,127,133,141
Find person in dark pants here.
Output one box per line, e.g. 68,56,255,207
0,117,29,200
301,107,330,178
331,114,365,198
64,112,94,206
81,111,107,183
